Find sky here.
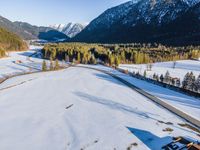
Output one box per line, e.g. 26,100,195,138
0,0,128,26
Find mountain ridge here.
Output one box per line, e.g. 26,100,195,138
49,23,86,38
74,0,200,45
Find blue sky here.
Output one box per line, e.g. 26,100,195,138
0,0,128,26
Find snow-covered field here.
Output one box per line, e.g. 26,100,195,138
0,49,199,150
0,67,199,150
119,60,200,81
0,46,43,78
85,65,200,121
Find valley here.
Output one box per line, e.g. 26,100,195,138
0,58,199,150
0,0,200,149
0,46,199,150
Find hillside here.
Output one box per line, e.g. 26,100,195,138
74,0,200,45
0,16,69,41
0,27,27,57
0,15,34,40
14,21,69,41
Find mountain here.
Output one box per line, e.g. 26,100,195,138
0,15,69,41
0,15,34,40
13,21,69,41
50,23,86,38
0,27,27,53
74,0,200,45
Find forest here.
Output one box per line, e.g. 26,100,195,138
0,27,28,58
42,43,200,66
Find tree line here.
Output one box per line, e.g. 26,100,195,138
137,70,200,93
42,43,200,66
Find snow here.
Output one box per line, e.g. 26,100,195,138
84,64,200,121
0,66,199,150
119,60,200,81
49,23,85,38
0,46,43,79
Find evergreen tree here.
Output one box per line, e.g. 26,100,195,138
195,75,200,92
160,74,164,82
164,71,170,83
50,58,54,71
190,72,196,91
144,70,147,78
114,56,120,67
182,72,195,91
77,52,81,63
182,72,190,89
65,54,69,62
90,55,97,64
54,59,60,70
42,60,47,71
108,54,114,66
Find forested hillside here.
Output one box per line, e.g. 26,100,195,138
0,27,27,58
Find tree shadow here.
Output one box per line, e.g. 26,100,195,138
127,127,172,150
94,73,125,86
74,91,161,120
93,69,200,118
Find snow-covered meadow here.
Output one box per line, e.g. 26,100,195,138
0,48,200,150
84,65,200,122
0,46,43,79
119,60,200,81
0,67,199,150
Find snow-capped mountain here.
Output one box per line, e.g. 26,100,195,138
50,23,86,38
74,0,200,45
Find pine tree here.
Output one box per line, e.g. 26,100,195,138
114,56,120,67
182,72,196,90
89,55,97,64
144,70,147,78
160,74,164,82
195,75,200,92
42,60,47,71
121,51,126,63
50,58,54,71
65,54,69,62
77,52,81,63
182,72,190,89
164,71,170,83
190,72,196,91
108,54,114,66
54,59,60,70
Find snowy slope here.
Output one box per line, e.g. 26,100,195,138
84,65,200,121
75,0,200,44
119,60,200,81
0,67,199,150
0,46,43,79
50,23,85,38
